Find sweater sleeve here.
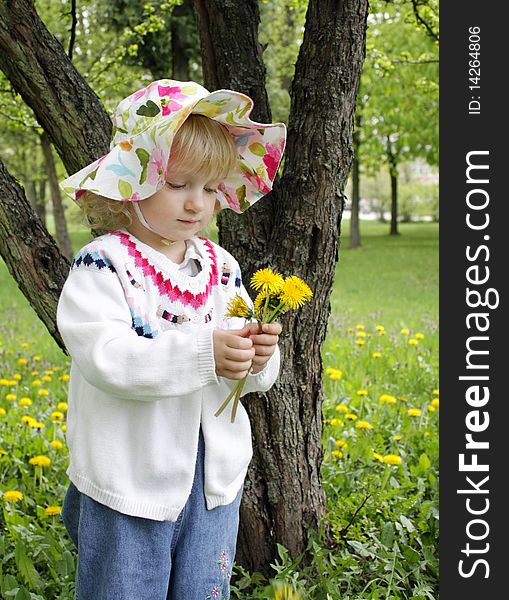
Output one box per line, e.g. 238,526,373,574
56,268,218,401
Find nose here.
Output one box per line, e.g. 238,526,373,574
184,186,206,213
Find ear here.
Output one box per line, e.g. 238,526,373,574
214,198,221,214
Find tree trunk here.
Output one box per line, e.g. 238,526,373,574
0,158,69,352
349,113,362,248
389,166,399,235
195,0,368,575
40,131,73,260
0,0,111,173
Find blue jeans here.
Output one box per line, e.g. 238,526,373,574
60,429,243,600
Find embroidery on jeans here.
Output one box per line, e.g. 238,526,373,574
206,549,231,599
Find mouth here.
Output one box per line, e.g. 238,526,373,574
178,219,200,225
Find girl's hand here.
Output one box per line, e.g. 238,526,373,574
213,328,255,380
247,322,282,375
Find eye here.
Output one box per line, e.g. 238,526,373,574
204,187,217,194
166,182,185,189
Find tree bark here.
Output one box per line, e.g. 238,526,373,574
0,0,111,173
387,142,399,235
40,132,74,260
195,0,368,575
0,157,69,352
349,114,362,248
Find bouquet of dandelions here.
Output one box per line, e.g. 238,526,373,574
215,268,313,423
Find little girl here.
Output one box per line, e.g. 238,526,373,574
57,79,286,599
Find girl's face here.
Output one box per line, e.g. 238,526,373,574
140,169,220,242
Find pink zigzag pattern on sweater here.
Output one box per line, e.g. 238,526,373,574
112,232,219,309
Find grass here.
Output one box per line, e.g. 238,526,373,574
0,219,438,599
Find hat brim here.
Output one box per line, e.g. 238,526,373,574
60,85,286,214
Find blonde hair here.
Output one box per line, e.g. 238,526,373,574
78,114,238,231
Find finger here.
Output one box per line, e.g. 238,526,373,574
249,333,279,346
223,346,256,362
228,323,260,337
252,344,273,357
221,359,253,372
225,334,254,350
220,369,250,380
261,322,282,335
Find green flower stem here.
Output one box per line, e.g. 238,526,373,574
230,372,249,423
265,301,284,324
214,383,239,418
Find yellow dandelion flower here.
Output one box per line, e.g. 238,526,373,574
427,405,436,412
372,351,382,358
345,413,358,420
431,398,439,409
433,388,439,396
0,378,10,386
224,293,253,319
8,380,17,386
356,331,367,338
6,393,16,402
42,375,52,382
250,268,284,293
44,506,61,516
59,374,70,382
51,411,65,422
279,275,313,310
347,327,354,333
45,370,54,376
409,338,419,346
382,454,402,465
415,332,425,339
32,421,45,429
408,408,422,417
29,455,51,467
62,424,67,432
32,380,42,387
335,404,348,413
424,431,430,437
33,355,41,362
50,440,64,449
0,449,8,455
331,450,343,458
38,389,49,397
393,435,402,441
57,402,68,411
31,371,39,376
3,490,24,502
325,367,342,380
355,339,365,346
19,397,32,406
21,342,29,349
330,418,344,427
356,389,368,396
356,324,365,330
380,394,396,404
0,407,6,416
253,290,268,318
400,328,410,335
18,358,27,366
375,325,385,332
356,420,373,429
373,452,384,462
21,415,35,425
13,374,22,381
335,439,348,448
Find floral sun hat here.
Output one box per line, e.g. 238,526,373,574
60,79,287,214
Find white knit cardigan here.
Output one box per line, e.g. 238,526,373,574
56,229,280,521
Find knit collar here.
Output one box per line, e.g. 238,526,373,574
112,230,219,309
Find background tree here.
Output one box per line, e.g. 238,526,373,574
0,0,369,575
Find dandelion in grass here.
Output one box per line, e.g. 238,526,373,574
42,375,52,382
415,332,425,339
408,408,422,417
373,452,384,462
433,388,439,395
45,506,61,516
32,380,42,387
356,389,368,396
427,404,436,412
431,398,439,409
376,325,385,333
331,450,343,458
59,374,70,382
330,418,344,427
356,330,366,338
50,440,64,449
18,358,27,366
58,402,68,411
380,394,396,404
3,490,23,502
325,367,342,380
345,413,358,421
335,439,348,449
382,454,402,465
29,455,51,467
6,393,16,402
38,388,49,396
335,404,348,413
51,411,65,422
393,435,402,441
13,374,22,381
356,420,373,430
33,355,41,362
356,324,365,330
400,328,410,335
409,338,419,345
355,339,365,346
0,407,6,416
372,351,382,358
